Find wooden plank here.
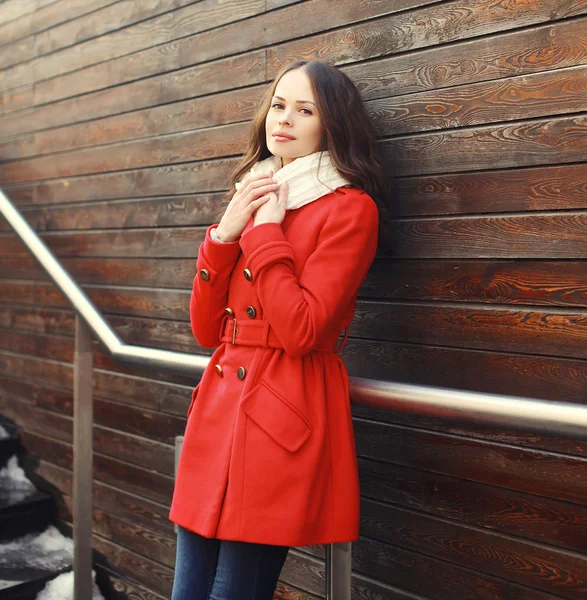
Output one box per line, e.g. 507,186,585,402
0,348,198,414
0,0,266,95
369,64,587,136
0,225,205,258
3,255,586,312
0,396,176,474
34,460,177,538
3,211,587,259
0,0,59,27
354,301,587,360
267,0,587,76
0,49,264,139
343,339,587,404
0,86,263,161
3,157,238,205
0,193,226,230
352,535,562,600
2,14,586,152
355,419,587,506
367,259,587,308
0,122,248,184
3,66,585,184
383,115,587,177
390,212,587,258
394,164,587,216
343,16,587,102
0,0,120,60
357,458,587,556
361,499,587,599
0,0,437,116
19,429,175,504
0,255,198,287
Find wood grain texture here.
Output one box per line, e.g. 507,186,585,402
0,0,265,95
394,164,587,216
0,0,121,66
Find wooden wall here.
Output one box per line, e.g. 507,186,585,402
0,0,586,598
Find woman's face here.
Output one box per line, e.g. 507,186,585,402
265,69,323,167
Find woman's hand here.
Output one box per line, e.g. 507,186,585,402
253,181,288,227
215,172,280,242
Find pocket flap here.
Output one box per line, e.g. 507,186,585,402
187,383,201,418
241,380,312,452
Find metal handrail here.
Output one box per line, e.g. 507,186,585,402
2,187,587,599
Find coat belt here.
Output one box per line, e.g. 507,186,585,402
219,316,347,354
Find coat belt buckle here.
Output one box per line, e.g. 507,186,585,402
231,317,238,344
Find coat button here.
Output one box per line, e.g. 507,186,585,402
237,366,246,380
246,306,256,318
215,364,223,377
224,307,234,317
199,269,210,281
243,268,252,281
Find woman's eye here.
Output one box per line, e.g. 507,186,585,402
300,108,313,115
272,103,283,109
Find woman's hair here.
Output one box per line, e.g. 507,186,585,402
228,59,391,249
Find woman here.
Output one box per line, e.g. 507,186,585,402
170,59,389,599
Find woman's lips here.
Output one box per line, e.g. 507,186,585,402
273,134,294,142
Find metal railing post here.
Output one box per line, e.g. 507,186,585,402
326,542,352,599
73,316,94,600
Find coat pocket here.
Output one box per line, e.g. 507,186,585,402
187,383,201,418
241,380,312,452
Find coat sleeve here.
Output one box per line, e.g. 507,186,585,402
239,191,379,358
190,224,242,348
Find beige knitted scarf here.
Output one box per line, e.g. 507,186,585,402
235,150,351,210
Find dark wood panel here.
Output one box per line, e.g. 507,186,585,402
3,321,587,459
0,225,205,257
355,300,587,360
352,535,559,600
3,157,237,205
0,0,265,97
19,429,175,504
0,347,197,414
0,193,226,230
344,337,587,403
0,280,191,320
361,498,587,599
2,397,176,475
0,255,197,287
390,212,587,258
267,0,587,76
3,211,587,260
370,64,587,136
94,564,169,600
92,533,174,598
3,255,586,311
33,460,177,538
394,164,587,216
0,0,120,66
0,0,435,119
355,419,587,505
3,65,585,183
343,17,587,102
5,15,586,160
384,115,587,176
0,122,247,184
0,86,262,161
366,259,587,308
358,458,587,555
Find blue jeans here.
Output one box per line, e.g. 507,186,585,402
171,526,290,600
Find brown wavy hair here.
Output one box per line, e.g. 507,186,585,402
228,59,391,250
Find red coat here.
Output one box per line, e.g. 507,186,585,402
169,186,379,546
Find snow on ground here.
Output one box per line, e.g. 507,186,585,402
36,569,106,600
0,455,36,504
0,424,9,440
0,525,73,572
